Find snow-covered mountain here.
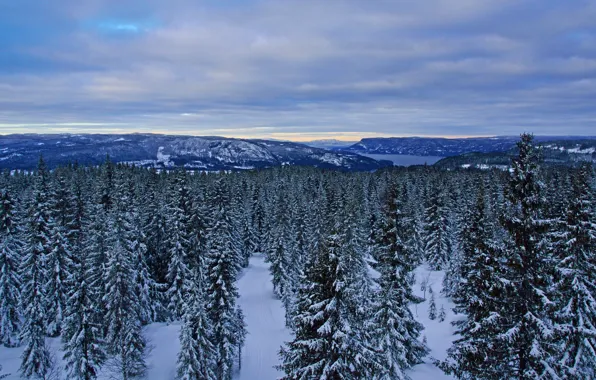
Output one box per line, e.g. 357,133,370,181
0,134,391,171
345,136,596,156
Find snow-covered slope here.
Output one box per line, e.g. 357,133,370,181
346,136,596,157
0,134,390,171
236,254,291,379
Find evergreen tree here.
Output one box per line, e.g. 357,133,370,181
440,183,506,379
424,187,452,270
103,198,146,379
372,186,427,379
438,305,446,323
19,156,52,378
428,288,437,321
279,223,381,379
166,172,195,320
44,223,73,336
62,238,106,379
205,179,246,380
551,163,596,379
0,189,21,347
176,268,215,380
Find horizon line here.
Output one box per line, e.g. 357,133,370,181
2,131,588,142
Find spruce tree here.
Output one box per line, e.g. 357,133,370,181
279,221,381,379
176,268,215,380
424,187,452,270
166,172,195,320
428,288,437,320
372,186,427,379
498,133,555,379
438,305,446,323
551,163,596,379
440,183,506,379
44,223,73,337
19,156,52,378
103,189,146,379
62,237,106,379
205,179,246,380
0,189,21,347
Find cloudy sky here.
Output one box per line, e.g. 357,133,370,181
1,0,595,140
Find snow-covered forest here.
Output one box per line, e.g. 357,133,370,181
1,134,595,379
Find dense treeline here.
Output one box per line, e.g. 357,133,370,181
0,134,594,379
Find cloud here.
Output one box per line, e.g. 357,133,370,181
0,0,595,137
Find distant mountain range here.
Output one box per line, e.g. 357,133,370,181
434,139,596,170
0,134,391,171
1,134,594,171
343,136,596,156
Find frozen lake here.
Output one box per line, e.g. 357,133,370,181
361,154,444,166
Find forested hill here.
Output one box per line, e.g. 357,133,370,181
0,133,391,171
434,138,596,169
345,135,596,156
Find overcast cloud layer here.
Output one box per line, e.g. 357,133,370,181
1,0,595,139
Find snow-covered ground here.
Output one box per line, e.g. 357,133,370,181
236,254,291,379
408,266,456,380
0,258,455,379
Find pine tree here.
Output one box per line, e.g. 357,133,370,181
166,172,195,320
62,237,106,379
103,195,146,379
372,186,427,379
0,189,21,347
424,187,452,270
176,268,215,380
279,222,381,379
45,223,73,336
498,133,556,379
19,156,52,378
438,305,446,323
428,287,437,320
551,163,596,379
440,183,506,379
205,179,246,380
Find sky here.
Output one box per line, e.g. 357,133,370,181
0,0,595,141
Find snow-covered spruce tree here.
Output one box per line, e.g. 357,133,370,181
498,133,556,379
62,235,106,379
87,160,117,327
142,169,169,286
439,182,507,379
438,305,446,322
44,222,73,337
61,170,106,380
19,156,52,378
428,287,437,320
372,186,427,379
551,163,596,379
278,219,382,379
205,179,246,380
121,176,158,327
442,178,481,298
166,171,195,320
0,189,22,347
176,267,215,380
423,186,452,270
266,222,292,300
103,190,147,379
